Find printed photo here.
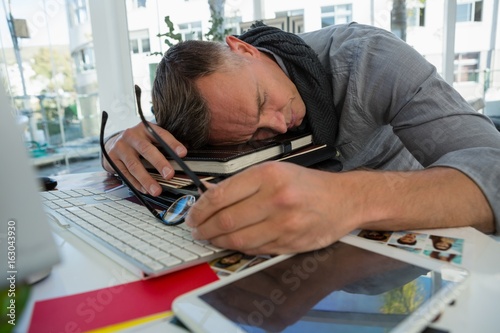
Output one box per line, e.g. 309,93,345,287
243,256,269,270
388,244,423,254
426,235,464,255
210,252,254,273
423,250,462,264
388,231,427,248
357,229,393,243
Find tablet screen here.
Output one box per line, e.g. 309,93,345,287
198,242,457,332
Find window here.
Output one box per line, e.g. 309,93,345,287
321,4,352,28
321,6,335,27
178,21,203,41
149,63,158,88
276,9,304,18
241,15,303,34
130,39,139,54
224,15,242,36
129,30,151,54
289,15,304,34
273,10,304,33
141,38,150,53
69,0,88,26
454,52,480,83
73,46,95,73
407,2,426,27
457,0,483,22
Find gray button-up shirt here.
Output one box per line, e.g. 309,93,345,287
292,23,500,231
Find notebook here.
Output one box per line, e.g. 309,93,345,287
145,144,340,200
0,86,60,288
143,132,338,176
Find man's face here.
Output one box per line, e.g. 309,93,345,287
195,39,306,145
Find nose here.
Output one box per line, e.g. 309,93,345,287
259,110,287,134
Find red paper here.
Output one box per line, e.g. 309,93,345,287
28,264,218,333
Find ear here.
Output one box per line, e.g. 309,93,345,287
225,35,260,57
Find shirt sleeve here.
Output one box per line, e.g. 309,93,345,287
360,25,500,231
344,24,500,231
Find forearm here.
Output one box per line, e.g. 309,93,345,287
339,167,495,234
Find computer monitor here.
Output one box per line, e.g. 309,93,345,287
0,85,60,288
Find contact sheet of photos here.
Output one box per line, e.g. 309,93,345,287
208,229,465,279
355,229,464,265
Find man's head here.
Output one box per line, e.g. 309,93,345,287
152,39,228,148
152,35,306,148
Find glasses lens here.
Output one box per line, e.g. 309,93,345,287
162,195,196,224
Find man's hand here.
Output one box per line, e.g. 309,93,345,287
102,122,187,196
186,162,358,254
185,162,494,255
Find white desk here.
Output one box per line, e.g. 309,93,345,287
17,222,189,333
15,172,189,333
16,173,500,332
426,230,500,333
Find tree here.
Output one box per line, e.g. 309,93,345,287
153,0,229,55
381,280,424,314
156,15,183,49
31,47,75,92
205,0,231,41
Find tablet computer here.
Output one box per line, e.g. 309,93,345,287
173,235,469,333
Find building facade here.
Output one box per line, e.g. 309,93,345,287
64,0,500,136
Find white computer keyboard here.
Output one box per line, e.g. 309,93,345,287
40,188,228,276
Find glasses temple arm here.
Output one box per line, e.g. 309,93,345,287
144,126,207,193
134,85,207,193
99,111,165,221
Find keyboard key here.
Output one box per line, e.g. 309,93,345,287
158,256,182,267
143,261,164,271
170,249,198,261
184,244,215,257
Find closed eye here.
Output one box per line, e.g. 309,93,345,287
257,91,267,115
251,128,280,141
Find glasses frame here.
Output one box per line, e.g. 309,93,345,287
99,85,206,226
134,85,207,193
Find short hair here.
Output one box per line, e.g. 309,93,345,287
152,40,237,148
397,238,417,246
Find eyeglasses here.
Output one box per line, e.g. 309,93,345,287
99,85,207,226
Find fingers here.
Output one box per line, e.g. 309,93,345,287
186,163,273,228
203,212,336,255
185,162,342,255
186,163,303,253
190,196,270,248
104,122,187,196
135,122,187,176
